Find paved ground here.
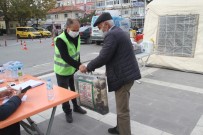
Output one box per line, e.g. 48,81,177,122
2,35,203,135
19,65,203,135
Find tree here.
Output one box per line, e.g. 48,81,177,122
0,0,56,33
10,0,34,26
0,0,13,34
79,11,96,25
31,0,56,27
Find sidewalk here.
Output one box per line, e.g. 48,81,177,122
21,67,203,135
0,34,16,40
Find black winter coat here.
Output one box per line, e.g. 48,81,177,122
87,26,141,92
0,96,21,121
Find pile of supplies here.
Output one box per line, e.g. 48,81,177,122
0,61,23,82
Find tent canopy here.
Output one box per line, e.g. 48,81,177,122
144,0,203,73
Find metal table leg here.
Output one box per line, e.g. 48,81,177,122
46,107,57,135
20,117,44,135
20,106,57,135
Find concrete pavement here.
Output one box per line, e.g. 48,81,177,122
19,65,203,135
2,37,203,135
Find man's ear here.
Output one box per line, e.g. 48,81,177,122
66,28,70,32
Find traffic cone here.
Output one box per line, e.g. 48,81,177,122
22,41,28,50
51,41,54,46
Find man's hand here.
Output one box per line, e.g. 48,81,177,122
79,64,87,73
15,87,25,99
0,90,13,98
16,92,25,99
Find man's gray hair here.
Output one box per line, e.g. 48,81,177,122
105,20,114,26
65,18,80,28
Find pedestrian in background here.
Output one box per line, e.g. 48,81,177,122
80,12,141,135
54,18,87,123
0,88,25,135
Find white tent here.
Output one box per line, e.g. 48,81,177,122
144,0,203,73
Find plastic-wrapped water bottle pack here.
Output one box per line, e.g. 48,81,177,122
2,61,23,82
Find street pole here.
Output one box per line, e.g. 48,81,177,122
121,0,123,17
144,0,147,15
84,0,86,18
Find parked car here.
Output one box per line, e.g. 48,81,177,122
91,16,104,45
35,27,52,37
42,24,62,35
16,27,41,39
79,26,92,44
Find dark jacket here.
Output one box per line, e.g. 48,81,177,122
87,26,141,92
0,96,21,121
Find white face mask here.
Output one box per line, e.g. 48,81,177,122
99,30,108,37
68,30,79,38
102,31,108,37
99,23,109,37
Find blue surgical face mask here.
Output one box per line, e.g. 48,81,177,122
68,30,79,38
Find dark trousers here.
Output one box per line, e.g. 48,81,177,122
0,122,20,135
56,74,79,114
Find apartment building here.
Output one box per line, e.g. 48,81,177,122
95,0,145,27
55,0,95,14
52,0,146,27
46,6,84,28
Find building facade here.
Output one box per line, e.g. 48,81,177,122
53,0,147,27
46,5,84,28
95,0,145,27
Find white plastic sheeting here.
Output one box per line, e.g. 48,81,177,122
144,0,203,73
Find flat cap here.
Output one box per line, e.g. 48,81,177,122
93,12,113,27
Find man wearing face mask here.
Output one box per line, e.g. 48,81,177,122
80,13,141,135
54,18,87,123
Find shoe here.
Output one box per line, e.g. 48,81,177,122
108,126,119,134
73,106,87,114
65,113,73,123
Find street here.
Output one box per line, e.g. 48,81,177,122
0,37,102,76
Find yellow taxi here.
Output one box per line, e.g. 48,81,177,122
16,27,41,39
35,27,52,37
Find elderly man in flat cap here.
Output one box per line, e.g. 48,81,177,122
80,12,141,135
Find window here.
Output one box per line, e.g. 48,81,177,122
75,13,79,17
64,14,68,18
106,0,113,6
123,0,130,3
46,15,51,19
55,14,58,19
97,1,105,7
124,10,128,14
156,14,199,57
114,0,119,4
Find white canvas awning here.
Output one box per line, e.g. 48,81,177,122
144,0,203,73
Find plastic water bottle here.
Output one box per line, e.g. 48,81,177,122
18,67,23,83
46,78,54,100
11,64,18,81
